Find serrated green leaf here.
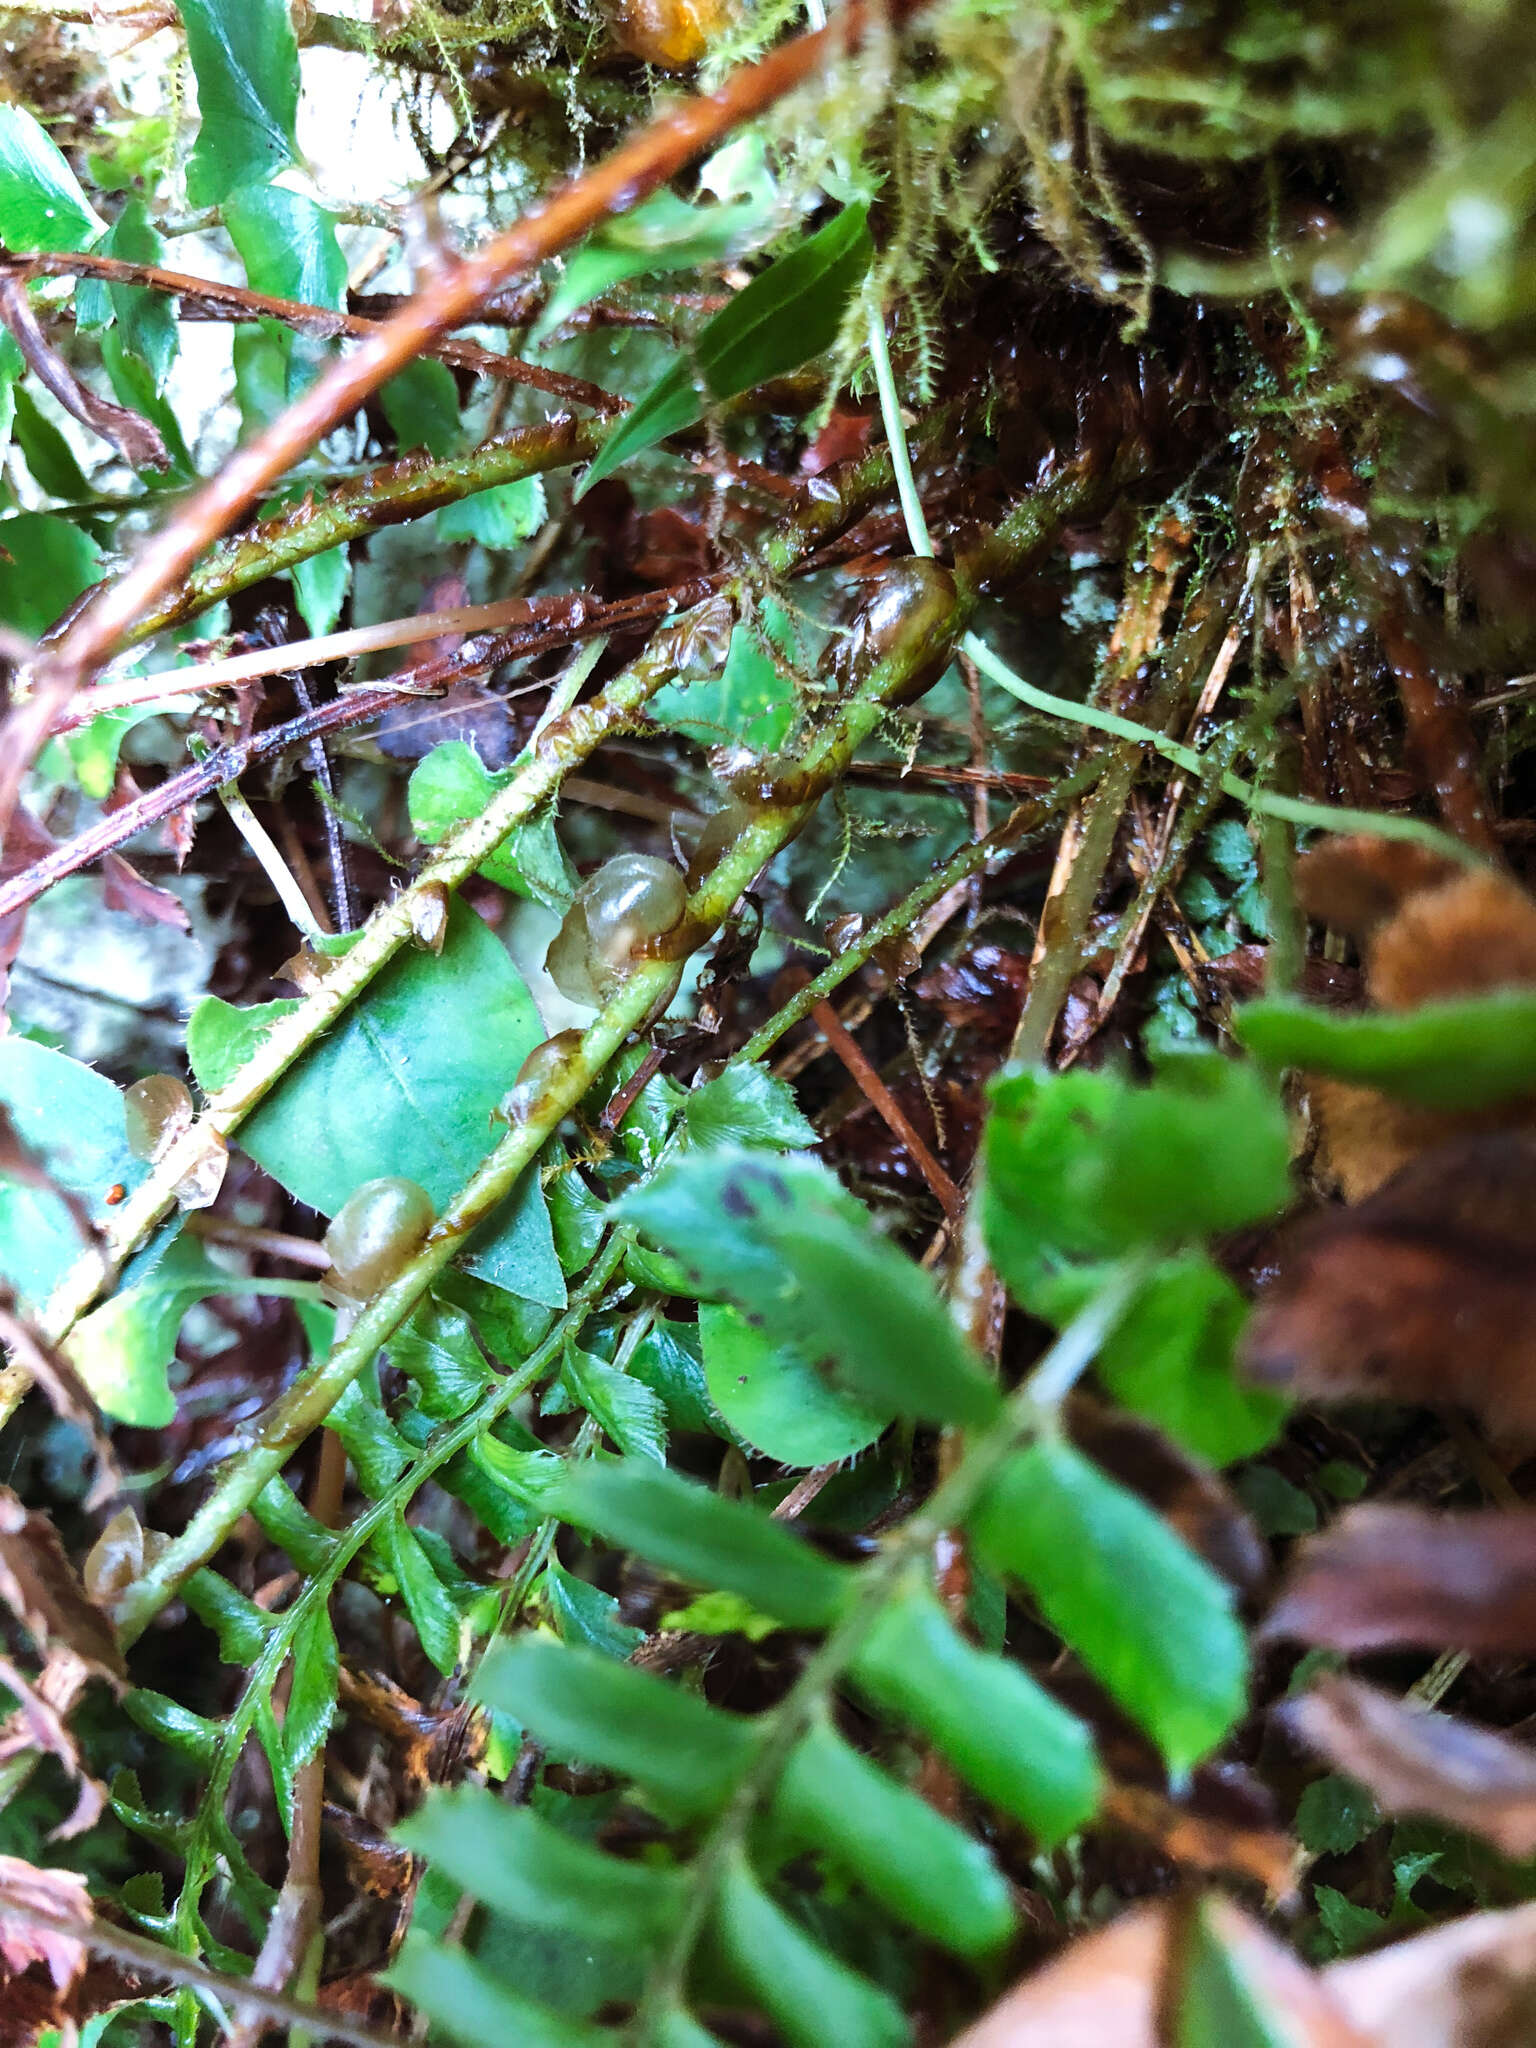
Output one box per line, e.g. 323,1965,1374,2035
0,105,102,252
683,1063,816,1151
475,1637,759,1818
557,1461,854,1628
397,1786,685,1940
1236,989,1536,1108
438,475,546,547
770,1715,1014,1957
0,511,103,638
618,1317,719,1435
386,1512,461,1674
407,743,575,906
387,1935,607,2048
543,1557,644,1659
179,0,300,206
561,1345,667,1462
711,1846,907,2048
970,1440,1247,1773
252,1477,337,1576
255,1689,296,1831
291,542,350,634
1089,1255,1286,1465
285,1605,338,1770
391,1297,495,1418
181,1571,275,1664
329,1377,412,1493
622,1147,1000,1429
851,1581,1101,1845
187,903,563,1306
123,1689,220,1763
700,1302,891,1465
984,1055,1290,1296
576,204,873,500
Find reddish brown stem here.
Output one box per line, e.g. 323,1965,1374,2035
4,249,623,415
0,0,923,866
1380,617,1499,859
811,997,962,1222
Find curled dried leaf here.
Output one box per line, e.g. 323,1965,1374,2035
0,1492,123,1680
0,1854,90,1990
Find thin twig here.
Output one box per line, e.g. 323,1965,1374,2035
811,996,962,1221
0,0,929,850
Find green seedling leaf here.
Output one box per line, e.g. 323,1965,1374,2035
771,1715,1015,1957
63,698,188,803
1236,990,1536,1108
970,1439,1247,1773
180,0,301,206
700,1302,892,1464
291,542,349,634
381,357,462,459
683,1063,816,1151
622,1147,1001,1429
557,1462,854,1629
407,742,575,906
0,104,103,252
391,1297,495,1418
182,1572,275,1665
65,1236,317,1426
187,902,562,1305
437,475,546,547
984,1054,1291,1298
851,1580,1101,1845
0,1040,145,1307
712,1846,907,2048
397,1788,685,1942
388,1937,607,2048
0,512,103,638
609,1316,719,1435
651,594,799,751
475,1637,759,1818
575,203,873,499
76,198,177,390
543,1557,644,1659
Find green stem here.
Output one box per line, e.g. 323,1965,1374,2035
865,292,933,559
962,632,1486,868
113,520,1023,1640
634,1259,1146,2033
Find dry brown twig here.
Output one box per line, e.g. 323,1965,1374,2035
0,0,927,854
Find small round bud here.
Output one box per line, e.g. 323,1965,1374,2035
842,558,959,705
84,1508,169,1606
544,855,689,1009
322,1177,435,1301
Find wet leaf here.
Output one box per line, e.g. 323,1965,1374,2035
0,106,102,253
179,0,300,205
0,513,102,640
575,204,873,499
699,1300,893,1464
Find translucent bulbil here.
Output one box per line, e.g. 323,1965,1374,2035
123,1074,194,1164
496,1029,585,1125
84,1508,169,1605
545,855,689,1009
842,558,959,705
321,1176,435,1301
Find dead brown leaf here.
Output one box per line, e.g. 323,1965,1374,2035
0,1302,119,1510
1292,840,1536,1200
0,1854,89,1989
0,274,168,471
1263,1504,1536,1653
1326,1903,1536,2048
0,1492,124,1680
1099,1781,1301,1900
948,1897,1371,2047
99,852,191,930
0,1654,106,1841
1287,1674,1536,1858
1240,1132,1536,1434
